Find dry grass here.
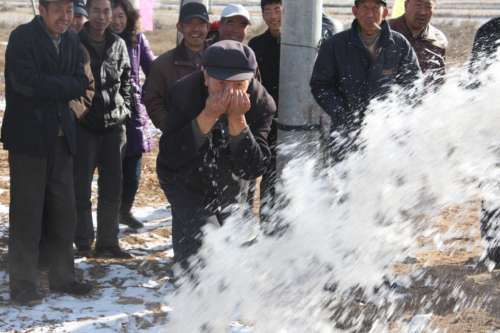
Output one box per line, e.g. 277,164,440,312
434,20,480,66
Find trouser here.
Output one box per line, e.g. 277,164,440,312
121,153,143,204
480,202,500,260
260,124,277,226
9,137,76,291
73,125,126,248
161,183,230,268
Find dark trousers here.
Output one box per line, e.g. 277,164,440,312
73,125,126,248
9,137,76,291
480,202,500,260
161,183,225,268
122,153,142,204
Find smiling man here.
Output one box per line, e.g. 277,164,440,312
310,0,420,164
144,2,210,131
208,4,251,44
73,0,133,259
157,41,275,270
3,0,93,305
389,0,447,84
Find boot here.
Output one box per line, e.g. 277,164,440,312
119,202,144,229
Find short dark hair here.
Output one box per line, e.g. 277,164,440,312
354,0,387,8
87,0,114,13
260,0,282,12
39,0,50,11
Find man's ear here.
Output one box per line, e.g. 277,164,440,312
203,69,209,87
217,20,222,31
383,7,389,19
39,4,47,18
176,22,183,34
352,6,358,18
404,0,410,11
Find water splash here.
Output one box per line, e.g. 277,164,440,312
163,58,500,332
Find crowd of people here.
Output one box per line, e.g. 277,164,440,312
2,0,500,307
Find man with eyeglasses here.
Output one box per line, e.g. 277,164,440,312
156,41,275,270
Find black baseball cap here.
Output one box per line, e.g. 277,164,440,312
201,40,256,82
74,0,88,16
179,2,209,24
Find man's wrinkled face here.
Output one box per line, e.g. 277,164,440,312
404,0,435,32
39,0,74,39
69,13,85,33
204,70,250,95
88,0,112,33
218,16,249,42
352,0,388,36
176,17,209,50
262,3,282,36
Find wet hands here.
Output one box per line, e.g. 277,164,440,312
227,89,250,136
204,87,233,119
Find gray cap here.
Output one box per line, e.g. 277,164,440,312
201,40,256,82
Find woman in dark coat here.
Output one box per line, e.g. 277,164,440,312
110,0,155,229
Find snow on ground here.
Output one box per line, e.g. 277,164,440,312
0,202,178,332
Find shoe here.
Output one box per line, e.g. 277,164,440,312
75,246,93,258
50,281,94,295
10,281,43,306
119,202,144,229
94,245,134,259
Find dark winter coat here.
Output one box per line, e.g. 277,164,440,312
125,32,155,156
144,39,210,132
1,16,88,156
77,23,132,135
310,19,420,133
469,17,500,77
157,71,276,211
389,16,447,79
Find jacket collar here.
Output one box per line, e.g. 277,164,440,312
173,38,209,69
79,21,118,54
32,16,62,62
392,15,446,49
351,19,394,50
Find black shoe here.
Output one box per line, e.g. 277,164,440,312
95,245,134,259
50,281,94,295
75,246,93,258
10,281,43,306
119,202,144,229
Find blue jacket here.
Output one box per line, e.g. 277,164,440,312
310,19,421,133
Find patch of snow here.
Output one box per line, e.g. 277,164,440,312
406,314,433,333
133,204,172,222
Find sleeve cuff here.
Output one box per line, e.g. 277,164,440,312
191,118,208,150
229,126,252,152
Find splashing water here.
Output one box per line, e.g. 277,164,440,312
162,58,500,332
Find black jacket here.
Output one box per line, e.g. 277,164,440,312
2,16,88,156
310,19,420,133
469,17,500,77
78,23,132,134
249,29,280,108
157,71,276,211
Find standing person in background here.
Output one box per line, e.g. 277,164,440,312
39,0,96,264
388,0,447,85
207,19,219,40
109,0,155,229
248,0,281,231
322,12,344,41
144,2,210,131
4,0,93,305
74,0,133,259
310,0,420,164
208,4,251,45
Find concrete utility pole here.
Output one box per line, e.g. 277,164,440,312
177,0,209,45
276,0,323,176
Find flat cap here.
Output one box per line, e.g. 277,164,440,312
179,2,209,24
201,40,256,82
